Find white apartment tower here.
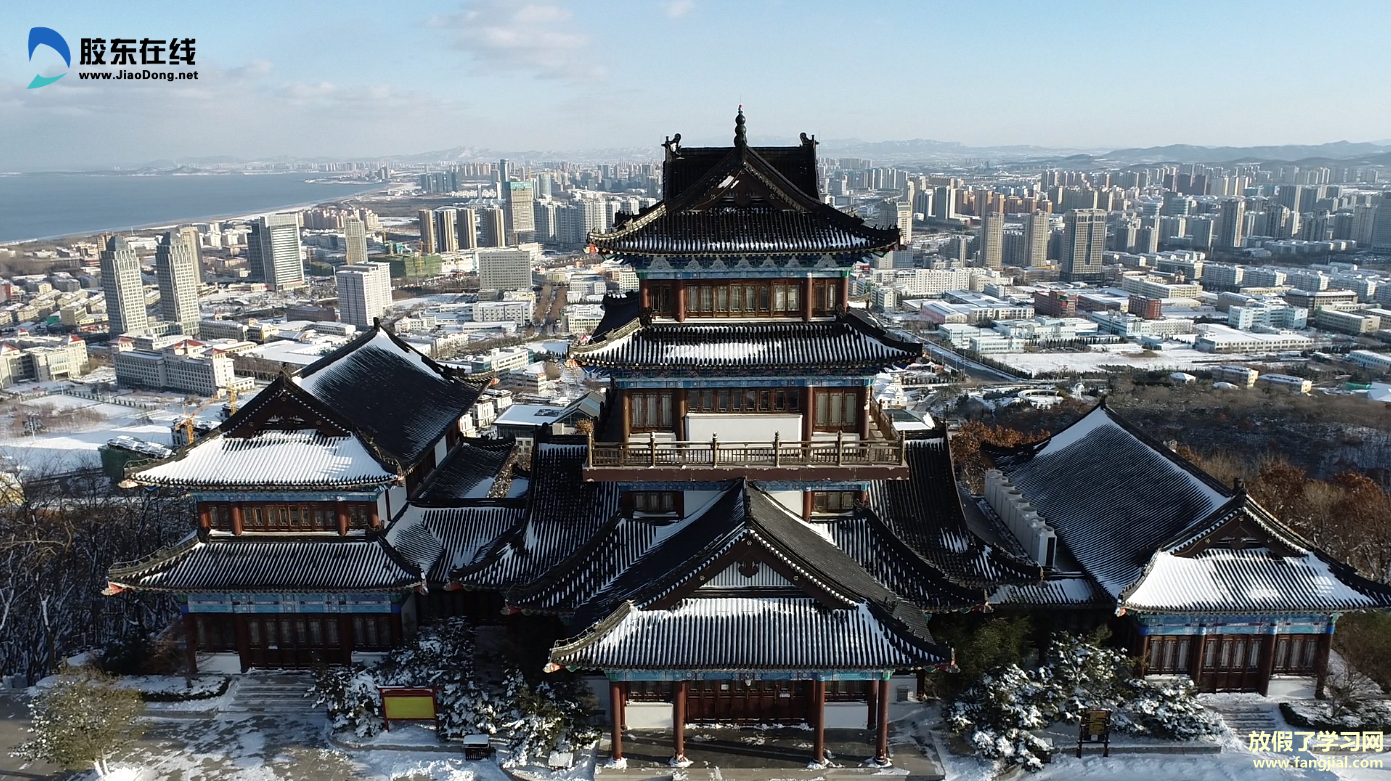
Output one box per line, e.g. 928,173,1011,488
178,225,203,286
155,231,201,336
345,217,369,265
336,262,393,329
247,213,305,290
101,236,150,336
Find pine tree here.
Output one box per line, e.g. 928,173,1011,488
15,667,145,779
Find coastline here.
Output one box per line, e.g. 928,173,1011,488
0,178,386,246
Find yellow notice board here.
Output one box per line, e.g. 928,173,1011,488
380,688,437,722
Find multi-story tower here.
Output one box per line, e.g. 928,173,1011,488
479,207,507,247
1216,198,1246,250
418,209,438,254
1061,208,1106,283
435,209,460,253
506,181,536,244
978,209,1003,269
178,225,203,286
155,231,200,336
345,218,369,265
1024,211,1051,266
247,213,305,290
456,208,478,250
336,262,392,329
100,236,149,336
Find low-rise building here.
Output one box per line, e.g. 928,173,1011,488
1314,308,1381,336
1194,325,1314,354
1256,373,1312,394
1347,350,1391,372
0,335,90,386
113,336,252,396
1214,365,1259,387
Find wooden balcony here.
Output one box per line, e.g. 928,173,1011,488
583,431,908,482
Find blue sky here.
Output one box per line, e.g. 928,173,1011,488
4,0,1390,169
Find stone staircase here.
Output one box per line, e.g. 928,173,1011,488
1207,698,1282,737
222,670,317,715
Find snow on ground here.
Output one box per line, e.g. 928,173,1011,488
993,345,1270,377
0,392,184,473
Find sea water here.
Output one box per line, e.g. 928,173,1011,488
0,172,380,244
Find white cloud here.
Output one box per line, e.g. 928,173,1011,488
431,0,604,80
664,0,695,18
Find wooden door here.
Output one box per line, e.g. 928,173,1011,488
1199,634,1264,692
241,615,348,669
686,680,812,724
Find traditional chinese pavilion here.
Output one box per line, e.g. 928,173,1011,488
107,112,1391,769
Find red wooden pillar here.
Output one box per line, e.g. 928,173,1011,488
858,385,871,439
609,680,625,761
640,281,651,311
838,275,849,312
231,504,244,535
802,386,816,440
866,678,879,729
811,679,827,765
197,503,211,532
875,679,891,764
675,280,687,322
1189,631,1208,690
673,681,688,762
802,277,814,321
336,501,349,536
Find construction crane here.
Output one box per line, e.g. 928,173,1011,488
177,386,239,445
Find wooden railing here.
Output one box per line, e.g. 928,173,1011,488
586,432,906,470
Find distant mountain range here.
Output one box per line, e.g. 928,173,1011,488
128,139,1391,172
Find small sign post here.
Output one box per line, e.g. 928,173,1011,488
378,687,438,732
1076,708,1112,758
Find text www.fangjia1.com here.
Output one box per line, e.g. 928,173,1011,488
1253,756,1383,771
77,70,199,81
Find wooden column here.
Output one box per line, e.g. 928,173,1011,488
838,275,850,312
183,614,199,675
609,680,625,761
1315,626,1334,699
1189,630,1207,688
640,280,651,311
621,389,631,442
866,678,879,729
673,681,688,762
231,504,244,535
677,389,689,439
858,385,871,439
802,386,816,440
675,280,687,322
802,277,814,321
197,503,211,532
802,491,814,522
875,679,891,764
1258,630,1277,697
336,501,349,536
811,680,827,765
1138,633,1151,676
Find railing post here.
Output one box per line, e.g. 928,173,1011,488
586,432,593,469
649,432,657,468
899,436,907,465
836,430,844,466
711,435,719,467
772,432,781,467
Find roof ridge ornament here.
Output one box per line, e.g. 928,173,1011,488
734,105,746,148
662,132,682,160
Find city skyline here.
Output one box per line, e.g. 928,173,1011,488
5,0,1391,171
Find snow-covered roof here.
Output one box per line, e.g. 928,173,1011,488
135,430,396,490
550,597,946,671
1121,548,1386,614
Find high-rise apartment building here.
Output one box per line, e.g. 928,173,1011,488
1061,209,1106,283
506,181,536,243
345,218,369,265
247,213,305,290
155,231,200,336
101,236,150,336
178,225,203,286
480,207,507,247
932,186,956,221
418,209,438,254
457,208,478,250
1024,212,1051,267
1372,195,1391,252
1216,199,1246,250
436,209,460,254
978,210,1004,270
336,262,393,329
895,201,913,245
